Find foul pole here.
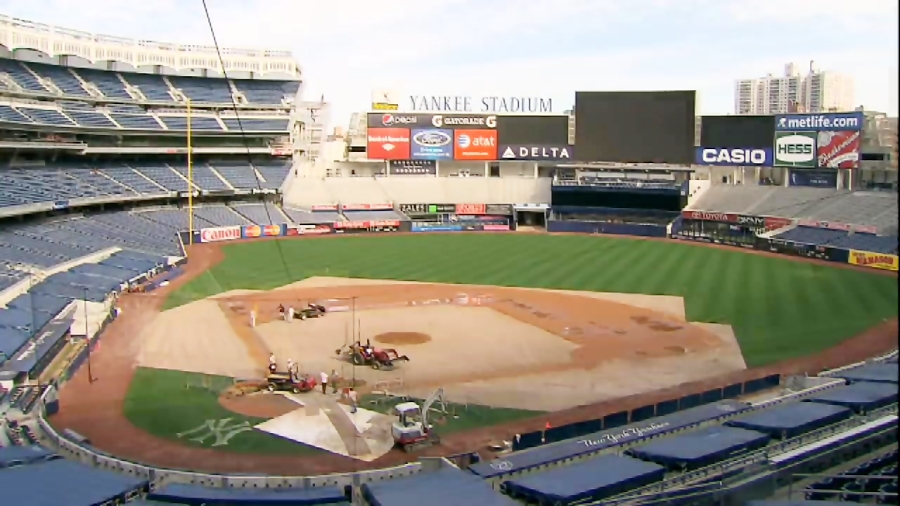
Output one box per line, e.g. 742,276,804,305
186,98,194,245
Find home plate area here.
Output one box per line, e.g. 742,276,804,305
254,393,395,461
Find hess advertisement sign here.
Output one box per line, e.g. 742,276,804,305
454,129,497,160
774,132,816,168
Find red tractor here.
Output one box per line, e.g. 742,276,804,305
266,372,317,394
335,339,409,370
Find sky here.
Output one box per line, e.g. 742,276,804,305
2,0,898,127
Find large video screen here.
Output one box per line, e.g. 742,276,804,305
700,115,775,149
574,90,696,164
497,115,569,145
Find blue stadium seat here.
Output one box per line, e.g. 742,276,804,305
120,72,175,102
168,76,234,103
158,115,223,131
221,117,289,131
109,113,162,129
169,164,230,191
0,58,48,92
17,107,76,126
62,107,117,128
254,162,291,189
233,79,299,104
99,166,168,195
211,161,263,189
27,62,90,96
72,68,133,100
132,165,190,192
0,105,35,124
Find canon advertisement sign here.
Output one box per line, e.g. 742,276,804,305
200,226,241,243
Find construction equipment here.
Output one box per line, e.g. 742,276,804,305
266,373,317,394
278,303,326,321
391,388,445,452
335,339,409,370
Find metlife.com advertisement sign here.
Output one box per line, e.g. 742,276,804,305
775,112,863,131
694,147,773,166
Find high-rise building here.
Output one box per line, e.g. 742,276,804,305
734,61,855,115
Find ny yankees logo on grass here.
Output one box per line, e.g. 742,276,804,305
176,418,253,447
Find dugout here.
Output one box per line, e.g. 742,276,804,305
833,363,898,385
147,483,349,505
725,403,853,440
361,467,517,506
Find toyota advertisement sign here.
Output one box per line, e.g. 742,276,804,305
694,147,773,166
410,128,454,160
499,144,572,161
367,128,411,160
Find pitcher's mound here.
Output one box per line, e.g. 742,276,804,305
374,332,431,345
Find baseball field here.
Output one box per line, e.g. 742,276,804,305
165,233,897,366
50,233,898,474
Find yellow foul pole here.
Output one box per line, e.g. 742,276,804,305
187,98,194,246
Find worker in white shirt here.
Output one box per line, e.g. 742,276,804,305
348,388,358,413
268,353,277,374
287,306,294,322
286,358,295,377
249,308,257,327
320,370,328,394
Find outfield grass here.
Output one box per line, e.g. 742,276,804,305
165,234,898,366
124,367,322,456
359,394,542,435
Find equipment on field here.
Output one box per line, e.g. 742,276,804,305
266,372,317,394
335,339,409,370
391,388,445,452
296,303,326,320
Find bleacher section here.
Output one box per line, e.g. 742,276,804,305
773,227,899,254
689,186,898,234
0,57,299,106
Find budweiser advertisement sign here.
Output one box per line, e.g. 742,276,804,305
682,211,737,222
199,226,241,243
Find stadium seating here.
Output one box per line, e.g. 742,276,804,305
120,73,175,102
0,59,48,93
72,68,133,100
16,107,76,126
233,79,300,104
28,62,90,96
773,227,898,254
0,105,32,123
107,112,163,129
221,117,290,131
689,186,898,233
158,115,223,131
167,76,233,103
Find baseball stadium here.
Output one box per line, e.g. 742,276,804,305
0,12,898,506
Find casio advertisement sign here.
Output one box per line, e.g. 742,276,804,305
695,147,773,166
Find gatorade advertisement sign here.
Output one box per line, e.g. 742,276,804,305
774,131,816,168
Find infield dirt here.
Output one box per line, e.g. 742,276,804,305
47,237,899,475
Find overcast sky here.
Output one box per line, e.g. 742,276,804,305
3,0,898,126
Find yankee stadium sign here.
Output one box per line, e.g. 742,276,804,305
407,95,554,113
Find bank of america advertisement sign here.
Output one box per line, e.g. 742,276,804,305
775,112,863,131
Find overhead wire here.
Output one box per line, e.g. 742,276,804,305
201,0,294,279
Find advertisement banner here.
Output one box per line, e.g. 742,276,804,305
366,113,497,129
483,224,511,231
410,128,454,160
817,130,860,168
311,205,338,211
366,128,411,160
285,224,333,236
774,131,817,168
848,250,899,271
681,210,738,222
389,160,437,175
764,216,794,231
454,129,497,160
243,224,283,238
485,204,513,215
333,220,400,234
498,144,573,161
199,226,241,243
775,112,863,131
456,203,487,215
411,223,464,232
736,215,765,227
694,147,773,166
789,169,838,188
342,203,394,211
371,89,400,111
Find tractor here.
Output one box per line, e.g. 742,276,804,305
391,388,444,452
278,303,326,321
266,372,317,394
335,339,409,370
